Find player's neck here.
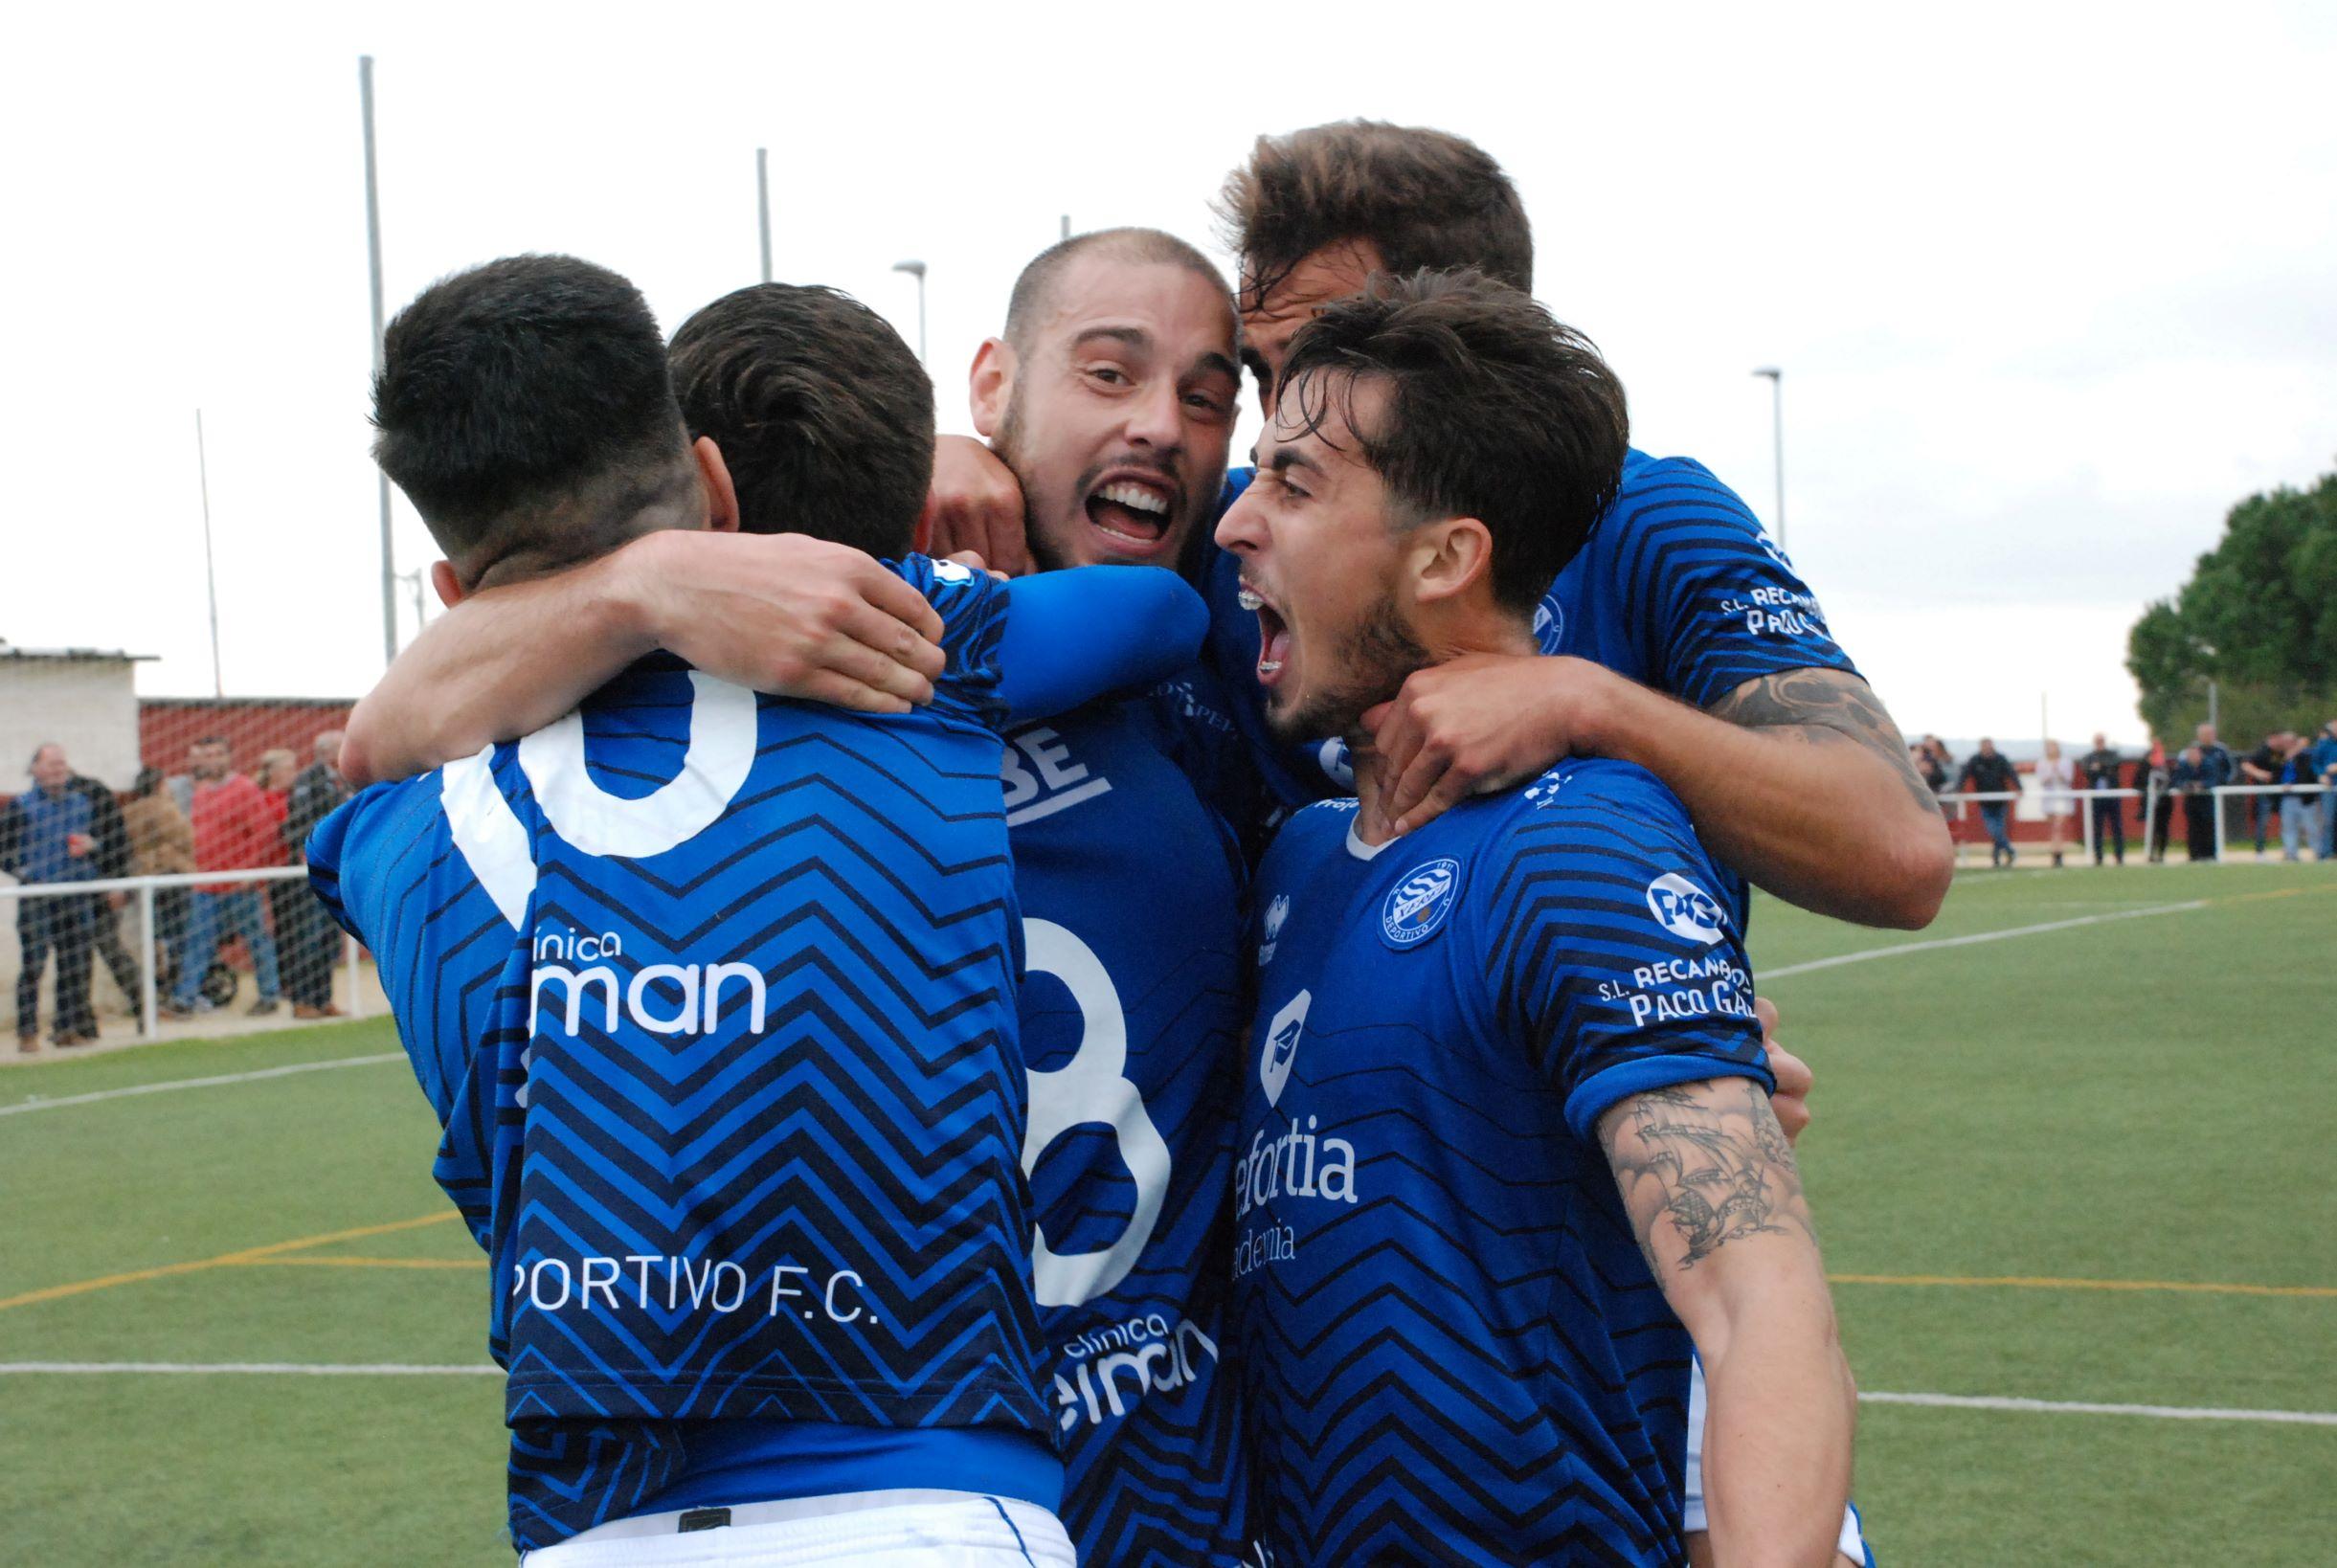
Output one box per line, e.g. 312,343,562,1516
1348,730,1395,846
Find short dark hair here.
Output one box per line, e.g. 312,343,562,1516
371,255,692,571
1002,227,1231,352
667,283,933,558
1215,122,1532,315
1279,269,1627,615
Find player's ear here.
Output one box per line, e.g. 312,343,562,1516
694,437,741,534
969,338,1015,438
1407,516,1494,607
429,560,465,609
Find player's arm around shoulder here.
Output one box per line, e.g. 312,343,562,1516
1598,1075,1854,1568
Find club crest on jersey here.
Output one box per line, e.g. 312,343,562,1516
1257,893,1291,967
1381,858,1460,950
1646,872,1726,944
1532,589,1567,654
1259,989,1311,1108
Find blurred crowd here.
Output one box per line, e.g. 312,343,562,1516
0,732,350,1050
1908,722,2337,869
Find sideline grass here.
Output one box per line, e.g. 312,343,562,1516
0,862,2329,1563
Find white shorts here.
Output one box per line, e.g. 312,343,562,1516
1684,1360,1872,1564
517,1490,1074,1568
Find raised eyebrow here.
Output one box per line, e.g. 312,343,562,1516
1070,325,1152,354
1185,350,1241,383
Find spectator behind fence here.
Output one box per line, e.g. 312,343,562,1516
1,744,101,1048
2184,723,2235,861
162,736,282,1019
279,731,350,1018
2036,738,2076,868
2239,731,2288,855
2079,732,2127,865
2141,735,2173,862
2276,731,2317,862
2315,720,2337,861
66,756,141,1017
1912,740,1948,797
121,766,194,997
1958,736,2021,868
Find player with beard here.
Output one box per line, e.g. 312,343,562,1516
1220,267,1853,1567
337,231,1258,1566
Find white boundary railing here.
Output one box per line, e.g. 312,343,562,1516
0,865,363,1040
1935,783,2330,863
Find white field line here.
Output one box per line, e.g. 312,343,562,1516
1762,900,2207,981
5,1363,2328,1427
0,1053,403,1117
1858,1391,2337,1427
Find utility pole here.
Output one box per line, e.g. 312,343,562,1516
360,56,396,663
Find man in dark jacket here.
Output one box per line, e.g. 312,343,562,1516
65,767,142,1018
2,745,102,1047
1958,738,2022,867
2182,725,2235,860
279,729,351,1017
2079,733,2127,865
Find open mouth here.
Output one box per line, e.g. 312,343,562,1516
1237,578,1292,687
1084,476,1177,556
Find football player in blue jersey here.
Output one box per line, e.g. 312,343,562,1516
313,256,1213,1564
1217,267,1854,1567
338,231,1265,1568
1208,121,1952,934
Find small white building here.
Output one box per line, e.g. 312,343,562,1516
0,645,151,791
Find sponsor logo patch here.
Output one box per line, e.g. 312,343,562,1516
1645,872,1726,944
1380,858,1461,950
1259,990,1311,1109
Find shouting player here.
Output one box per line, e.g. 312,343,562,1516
1221,267,1854,1566
312,258,1209,1562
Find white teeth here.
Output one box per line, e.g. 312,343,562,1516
1237,587,1263,611
1257,661,1283,675
1098,482,1169,515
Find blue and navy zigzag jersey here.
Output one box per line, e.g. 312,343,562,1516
1202,449,1859,824
1227,759,1773,1566
309,556,1049,1552
1003,670,1251,1566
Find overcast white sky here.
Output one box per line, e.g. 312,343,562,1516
4,1,2331,744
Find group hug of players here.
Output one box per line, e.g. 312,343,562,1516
315,121,1954,1566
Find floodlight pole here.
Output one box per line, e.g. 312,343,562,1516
756,147,773,282
893,259,927,365
196,410,223,699
1752,366,1785,551
361,55,396,665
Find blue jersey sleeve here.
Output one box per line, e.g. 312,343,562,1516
306,776,521,1134
1603,455,1858,709
995,565,1206,725
891,554,1012,729
1467,764,1772,1141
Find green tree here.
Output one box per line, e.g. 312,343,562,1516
2127,467,2337,742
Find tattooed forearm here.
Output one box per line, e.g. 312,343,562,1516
1599,1079,1816,1275
1708,667,1939,815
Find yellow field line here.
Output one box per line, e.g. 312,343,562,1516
0,1212,459,1313
234,1255,476,1271
1831,1271,2337,1299
2212,884,2335,907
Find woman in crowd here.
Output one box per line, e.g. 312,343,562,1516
2036,738,2076,868
119,767,194,995
2141,737,2173,862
